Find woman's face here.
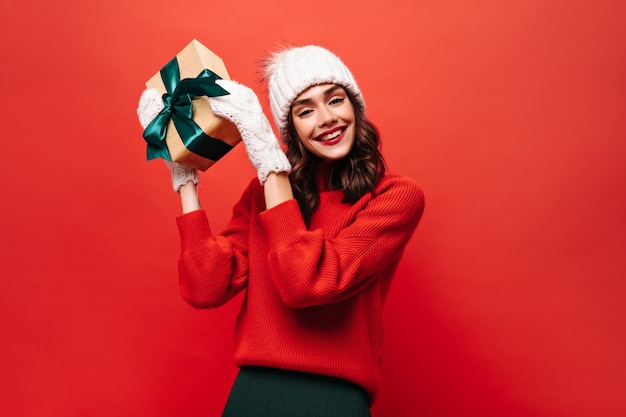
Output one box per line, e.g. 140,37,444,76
290,83,356,161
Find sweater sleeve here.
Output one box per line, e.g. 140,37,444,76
175,182,255,309
259,175,425,308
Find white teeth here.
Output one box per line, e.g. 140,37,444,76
319,130,341,141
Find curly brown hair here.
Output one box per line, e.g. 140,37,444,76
285,88,386,225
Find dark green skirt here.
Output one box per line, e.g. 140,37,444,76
221,367,371,417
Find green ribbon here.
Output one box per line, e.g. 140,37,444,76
143,57,234,162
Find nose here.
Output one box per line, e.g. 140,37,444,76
317,105,337,127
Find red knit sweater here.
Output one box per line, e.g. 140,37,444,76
176,173,425,404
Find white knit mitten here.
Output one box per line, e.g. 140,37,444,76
164,160,199,192
207,79,291,184
137,88,199,192
137,88,165,130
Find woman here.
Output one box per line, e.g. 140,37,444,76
138,45,425,416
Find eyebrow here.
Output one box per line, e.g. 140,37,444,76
291,85,344,108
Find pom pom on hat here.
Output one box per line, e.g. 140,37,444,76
264,45,365,141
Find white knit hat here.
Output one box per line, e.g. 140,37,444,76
264,45,365,140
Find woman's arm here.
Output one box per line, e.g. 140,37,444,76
176,180,257,309
264,172,294,209
179,181,201,213
260,175,425,308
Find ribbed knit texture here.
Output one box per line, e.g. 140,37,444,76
164,160,198,192
176,173,425,405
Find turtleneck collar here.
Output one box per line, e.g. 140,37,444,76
314,159,335,192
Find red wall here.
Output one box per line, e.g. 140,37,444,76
1,1,625,416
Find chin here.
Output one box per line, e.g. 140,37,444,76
317,146,353,161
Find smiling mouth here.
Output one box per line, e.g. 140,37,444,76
316,127,345,142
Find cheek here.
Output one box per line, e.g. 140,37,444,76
293,119,314,140
300,137,318,155
341,106,356,124
344,128,357,152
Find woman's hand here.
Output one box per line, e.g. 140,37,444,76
207,80,291,184
137,88,199,193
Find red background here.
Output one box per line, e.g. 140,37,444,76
1,1,625,416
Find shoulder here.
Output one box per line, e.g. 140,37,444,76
371,174,425,220
375,174,425,203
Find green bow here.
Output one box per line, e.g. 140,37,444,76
143,57,234,162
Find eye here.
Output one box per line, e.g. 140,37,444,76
329,97,345,106
296,108,313,117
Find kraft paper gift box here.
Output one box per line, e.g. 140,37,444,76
143,39,241,171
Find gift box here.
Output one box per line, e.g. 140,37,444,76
143,39,241,171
